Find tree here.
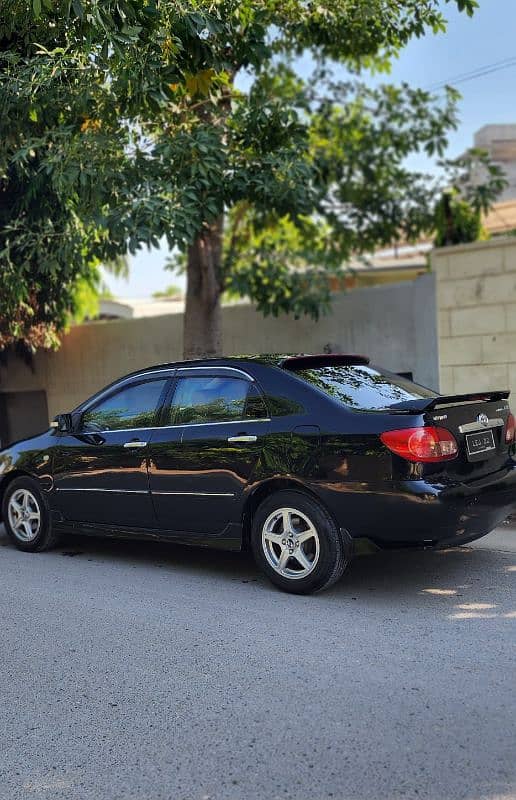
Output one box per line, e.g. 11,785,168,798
1,0,500,358
0,3,138,350
434,149,507,247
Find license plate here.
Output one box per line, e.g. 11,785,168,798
466,429,496,458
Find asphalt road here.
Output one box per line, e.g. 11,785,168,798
1,524,515,800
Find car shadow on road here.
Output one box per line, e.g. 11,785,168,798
2,523,514,616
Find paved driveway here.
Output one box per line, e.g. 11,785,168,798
0,524,515,800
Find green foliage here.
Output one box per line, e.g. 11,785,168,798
433,149,508,247
71,275,101,323
223,210,340,319
152,283,182,299
434,192,482,248
70,255,129,322
0,0,499,351
442,148,508,215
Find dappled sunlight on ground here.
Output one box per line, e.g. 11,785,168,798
449,601,516,620
409,547,516,620
22,771,77,793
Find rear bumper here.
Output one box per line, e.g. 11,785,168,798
426,466,516,548
317,464,516,548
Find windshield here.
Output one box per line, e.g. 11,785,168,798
293,365,438,411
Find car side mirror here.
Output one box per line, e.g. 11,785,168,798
52,413,74,433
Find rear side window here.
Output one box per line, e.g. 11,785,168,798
293,366,438,411
245,384,269,419
167,376,250,425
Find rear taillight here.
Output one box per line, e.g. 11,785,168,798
505,413,515,444
380,426,458,463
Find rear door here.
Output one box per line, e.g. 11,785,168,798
149,368,270,535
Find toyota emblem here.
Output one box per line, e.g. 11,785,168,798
477,413,489,426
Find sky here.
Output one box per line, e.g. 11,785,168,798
104,0,516,299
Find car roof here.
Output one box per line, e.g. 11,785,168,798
73,354,372,414
132,353,371,377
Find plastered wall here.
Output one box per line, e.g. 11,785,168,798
0,274,438,423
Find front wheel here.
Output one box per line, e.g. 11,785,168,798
250,490,350,594
2,476,57,552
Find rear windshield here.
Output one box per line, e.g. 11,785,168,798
293,365,438,411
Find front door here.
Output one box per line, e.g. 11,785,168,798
52,377,169,527
149,371,270,535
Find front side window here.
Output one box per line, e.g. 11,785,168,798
81,380,168,431
166,376,251,425
293,366,438,411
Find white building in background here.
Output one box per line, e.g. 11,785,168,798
97,295,250,320
98,297,185,319
473,124,516,202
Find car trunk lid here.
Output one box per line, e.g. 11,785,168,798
406,392,512,481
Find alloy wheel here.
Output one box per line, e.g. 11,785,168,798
7,489,41,542
261,507,320,580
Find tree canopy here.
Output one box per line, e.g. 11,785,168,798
0,0,504,356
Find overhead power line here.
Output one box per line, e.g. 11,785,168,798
426,56,516,88
425,55,516,92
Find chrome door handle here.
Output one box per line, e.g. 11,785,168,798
227,435,257,443
123,441,148,448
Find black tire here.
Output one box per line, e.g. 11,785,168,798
2,476,58,552
250,490,350,594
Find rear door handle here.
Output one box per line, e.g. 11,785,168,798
227,435,258,443
123,441,148,448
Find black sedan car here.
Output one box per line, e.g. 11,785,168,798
1,354,515,594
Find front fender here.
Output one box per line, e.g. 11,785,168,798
0,432,56,515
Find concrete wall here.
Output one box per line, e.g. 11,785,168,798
433,236,516,396
0,273,438,424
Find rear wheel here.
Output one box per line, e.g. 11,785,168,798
2,476,57,552
250,490,350,594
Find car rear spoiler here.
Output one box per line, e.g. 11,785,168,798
389,390,511,413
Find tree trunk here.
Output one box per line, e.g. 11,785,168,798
183,217,224,359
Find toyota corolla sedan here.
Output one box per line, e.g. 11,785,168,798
1,354,515,594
